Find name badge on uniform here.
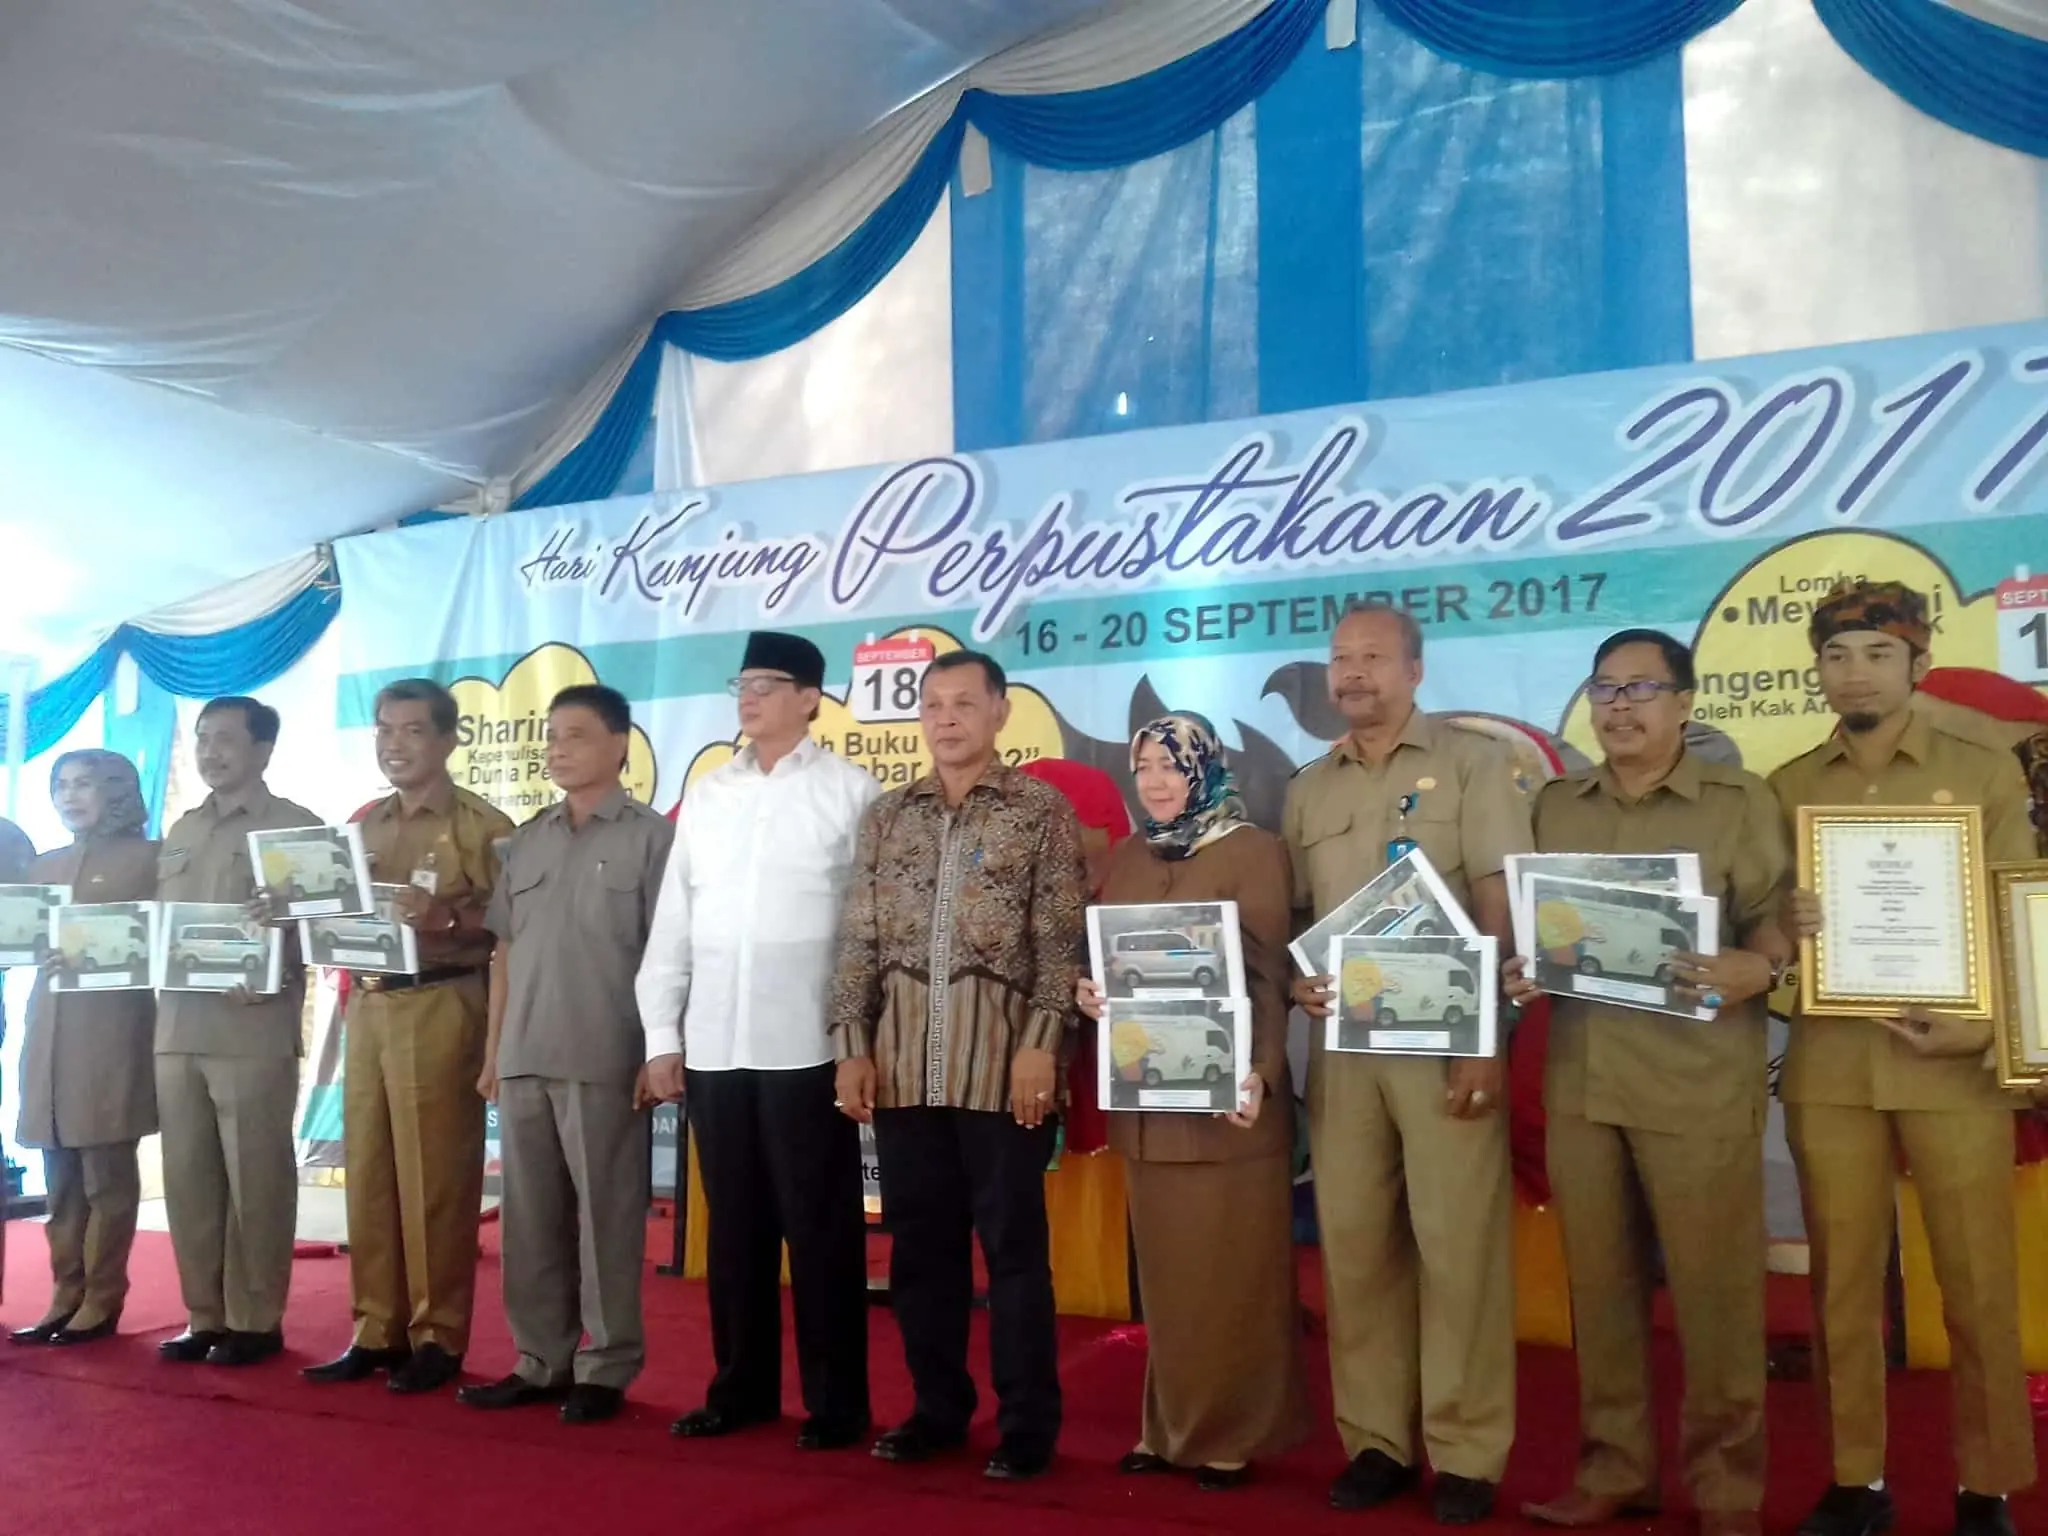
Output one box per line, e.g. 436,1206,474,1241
411,868,439,895
1387,791,1420,862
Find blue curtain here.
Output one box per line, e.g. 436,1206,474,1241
1815,0,2048,159
502,0,1328,512
953,5,1695,451
0,579,339,762
1375,0,1744,76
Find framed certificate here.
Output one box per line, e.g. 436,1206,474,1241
1796,805,1993,1019
1991,862,2048,1089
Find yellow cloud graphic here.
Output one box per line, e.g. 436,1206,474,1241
449,643,658,823
1561,530,2002,778
684,627,1065,796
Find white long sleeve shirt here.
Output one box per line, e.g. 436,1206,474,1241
635,736,881,1071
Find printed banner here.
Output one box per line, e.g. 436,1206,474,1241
318,322,2048,1225
334,322,2048,831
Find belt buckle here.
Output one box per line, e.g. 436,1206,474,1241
360,974,387,993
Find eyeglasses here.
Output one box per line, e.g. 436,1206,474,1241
1586,679,1684,705
726,674,796,698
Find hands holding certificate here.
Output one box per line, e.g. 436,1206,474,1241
1786,881,1992,1056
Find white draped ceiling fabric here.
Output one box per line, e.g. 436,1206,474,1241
0,0,2044,672
0,0,1126,660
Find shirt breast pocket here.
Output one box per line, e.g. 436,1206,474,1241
1405,799,1465,883
504,865,548,939
598,857,643,928
1299,803,1360,895
156,845,192,897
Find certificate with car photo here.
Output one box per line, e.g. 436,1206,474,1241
1525,873,1720,1021
49,900,159,993
0,884,70,966
154,902,284,994
247,823,374,919
1099,998,1252,1114
299,884,420,974
1329,933,1498,1058
1088,900,1246,1002
1288,847,1476,978
1505,851,1701,962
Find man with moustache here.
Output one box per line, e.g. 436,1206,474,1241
832,650,1087,1482
638,632,879,1450
1502,632,1788,1536
1773,582,2034,1536
460,685,671,1425
154,698,323,1366
1284,604,1530,1524
304,679,514,1395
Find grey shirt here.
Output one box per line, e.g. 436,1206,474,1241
155,785,321,1058
486,787,673,1085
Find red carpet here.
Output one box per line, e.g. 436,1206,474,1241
1,1214,2042,1536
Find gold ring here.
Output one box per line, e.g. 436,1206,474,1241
1471,1089,1490,1107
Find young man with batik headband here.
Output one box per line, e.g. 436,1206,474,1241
1772,579,2035,1536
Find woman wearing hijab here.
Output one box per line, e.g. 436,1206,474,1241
1076,714,1308,1489
9,750,158,1347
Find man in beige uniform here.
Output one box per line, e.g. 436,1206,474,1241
1504,631,1788,1536
155,697,322,1367
303,678,514,1395
1283,605,1530,1524
1773,581,2033,1536
461,684,671,1425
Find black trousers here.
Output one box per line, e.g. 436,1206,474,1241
686,1064,869,1429
872,1106,1060,1453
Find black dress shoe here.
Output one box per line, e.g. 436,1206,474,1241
303,1345,410,1383
1118,1450,1175,1475
49,1314,120,1346
1331,1449,1419,1511
1954,1493,2014,1536
560,1384,625,1425
1434,1474,1498,1526
159,1329,229,1363
205,1329,282,1366
387,1343,462,1395
872,1418,967,1464
795,1416,870,1451
457,1373,570,1411
1798,1486,1896,1536
1197,1465,1253,1492
10,1314,75,1346
985,1444,1054,1482
671,1405,775,1439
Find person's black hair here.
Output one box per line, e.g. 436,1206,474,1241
1592,628,1697,691
374,678,459,737
923,650,1008,697
550,684,631,736
199,695,281,745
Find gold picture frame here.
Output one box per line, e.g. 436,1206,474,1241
1795,804,1993,1019
1991,862,2048,1089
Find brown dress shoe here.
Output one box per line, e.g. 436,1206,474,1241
1700,1512,1762,1536
1522,1490,1661,1528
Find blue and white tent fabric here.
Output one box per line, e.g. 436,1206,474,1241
3,0,2045,755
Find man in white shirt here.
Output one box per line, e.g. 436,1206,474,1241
637,630,880,1451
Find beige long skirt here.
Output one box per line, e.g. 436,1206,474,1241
1125,1153,1311,1467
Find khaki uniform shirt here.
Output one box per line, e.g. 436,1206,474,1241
356,780,513,977
1535,754,1787,1137
17,836,159,1148
1769,700,2033,1112
486,787,673,1086
155,785,322,1058
1283,710,1531,928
